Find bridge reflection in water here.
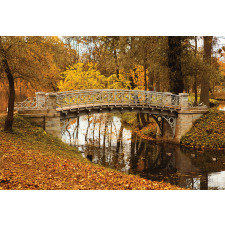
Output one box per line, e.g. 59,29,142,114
62,113,225,190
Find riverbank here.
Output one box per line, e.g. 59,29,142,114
121,108,225,150
120,112,157,141
210,92,225,101
181,108,225,150
0,114,184,190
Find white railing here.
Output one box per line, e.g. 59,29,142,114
15,89,184,110
15,97,39,109
56,90,180,109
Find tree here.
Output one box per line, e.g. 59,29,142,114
194,36,198,103
0,36,75,131
0,37,15,131
58,63,108,91
62,36,225,101
168,36,184,94
200,36,213,107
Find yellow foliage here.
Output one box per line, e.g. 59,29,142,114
218,60,225,77
58,62,149,91
130,65,148,90
58,63,108,91
107,72,131,89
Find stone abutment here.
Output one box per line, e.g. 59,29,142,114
17,91,208,143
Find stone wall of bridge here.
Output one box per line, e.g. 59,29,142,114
156,93,208,143
157,107,208,143
17,92,61,139
17,91,208,143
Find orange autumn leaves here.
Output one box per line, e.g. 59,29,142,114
181,108,225,150
0,115,184,190
134,122,157,141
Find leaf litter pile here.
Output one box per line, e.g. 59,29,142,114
181,108,225,150
0,115,184,190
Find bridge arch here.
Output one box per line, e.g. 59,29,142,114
15,89,208,143
59,106,177,138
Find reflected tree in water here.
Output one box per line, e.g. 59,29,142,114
61,113,225,190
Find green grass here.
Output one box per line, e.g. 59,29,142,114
188,95,219,106
0,114,85,162
0,114,184,190
181,108,225,149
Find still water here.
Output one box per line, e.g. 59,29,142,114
218,101,225,111
62,113,225,190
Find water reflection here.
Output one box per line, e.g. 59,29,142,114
218,101,225,111
62,113,225,190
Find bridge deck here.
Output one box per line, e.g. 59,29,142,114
14,90,208,142
56,103,181,112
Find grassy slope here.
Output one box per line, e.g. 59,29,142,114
181,108,225,150
0,114,184,190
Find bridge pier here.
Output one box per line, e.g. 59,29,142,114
44,93,61,139
157,93,208,143
17,92,61,139
16,90,209,142
157,107,208,143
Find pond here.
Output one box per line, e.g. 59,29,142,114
61,113,225,190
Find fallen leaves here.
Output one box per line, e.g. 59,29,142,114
181,108,225,150
0,115,185,190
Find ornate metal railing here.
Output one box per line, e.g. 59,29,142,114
56,89,180,109
15,97,38,109
15,96,47,110
15,89,196,111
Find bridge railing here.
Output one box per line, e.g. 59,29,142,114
55,90,180,109
15,92,46,110
15,90,193,111
15,97,42,110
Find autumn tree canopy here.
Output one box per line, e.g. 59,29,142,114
0,36,77,131
1,35,224,131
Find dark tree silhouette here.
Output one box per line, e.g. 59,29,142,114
0,37,15,132
168,36,184,94
200,36,213,107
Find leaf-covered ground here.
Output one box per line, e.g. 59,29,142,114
181,108,225,150
0,115,184,190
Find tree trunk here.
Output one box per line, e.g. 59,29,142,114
129,69,136,90
113,49,119,78
144,65,147,91
200,36,213,107
143,48,148,91
149,71,154,91
136,113,141,129
194,36,198,103
116,125,123,153
140,113,147,127
112,38,120,78
155,80,160,92
0,37,15,132
168,36,184,94
200,172,208,190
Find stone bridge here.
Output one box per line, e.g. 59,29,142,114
15,89,208,143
